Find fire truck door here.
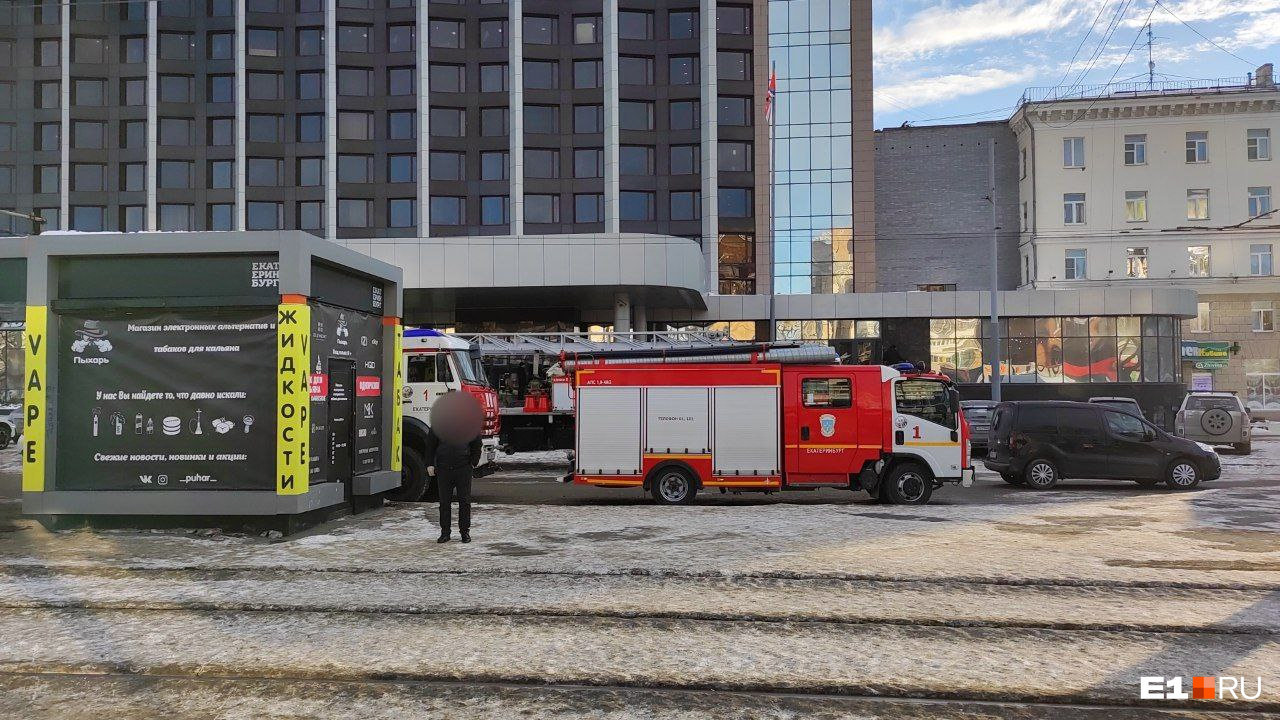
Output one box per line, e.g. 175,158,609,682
787,373,859,483
892,378,963,479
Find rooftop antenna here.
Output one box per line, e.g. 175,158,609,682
1146,22,1156,89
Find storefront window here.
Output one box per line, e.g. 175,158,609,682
1245,359,1280,411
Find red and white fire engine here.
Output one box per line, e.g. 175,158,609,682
568,354,974,505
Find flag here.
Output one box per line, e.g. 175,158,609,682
764,69,777,121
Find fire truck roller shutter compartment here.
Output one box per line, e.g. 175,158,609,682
577,386,642,475
645,388,709,454
713,386,780,476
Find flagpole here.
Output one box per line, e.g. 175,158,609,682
767,61,777,341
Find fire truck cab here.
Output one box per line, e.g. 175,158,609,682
571,362,973,505
397,328,500,501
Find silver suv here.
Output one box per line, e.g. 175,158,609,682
1176,392,1251,454
0,405,19,451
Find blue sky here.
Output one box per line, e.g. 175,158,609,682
871,0,1280,128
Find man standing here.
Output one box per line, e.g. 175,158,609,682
423,391,484,544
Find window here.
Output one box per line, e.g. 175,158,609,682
620,191,654,221
430,151,464,181
573,16,601,44
481,196,509,225
524,16,556,44
1125,247,1148,278
1248,128,1272,161
122,78,146,106
717,51,750,81
1062,137,1085,168
894,380,955,429
209,0,234,15
525,194,560,223
1124,190,1147,222
389,199,415,229
160,117,194,145
718,141,752,172
718,96,751,126
296,0,322,11
37,166,59,194
0,166,10,195
524,149,558,178
247,71,281,100
73,79,106,107
1251,244,1273,276
574,148,603,178
338,198,371,228
669,10,697,39
429,19,463,48
298,28,323,56
1064,249,1086,280
338,110,373,140
297,201,323,231
73,36,106,63
718,188,752,218
1020,201,1028,230
298,157,323,186
1248,186,1272,218
524,61,558,90
671,145,699,175
248,0,281,11
247,201,283,230
338,67,371,96
0,123,10,151
670,191,701,220
667,56,699,86
208,160,233,189
481,151,509,180
208,75,234,103
574,194,604,223
1187,301,1212,333
619,11,653,40
389,154,414,183
37,81,59,109
1188,245,1210,277
121,163,145,192
524,105,557,133
620,146,654,175
388,110,415,140
1253,301,1276,333
337,154,372,183
1124,134,1146,165
120,206,145,232
297,114,323,143
620,56,653,85
430,107,465,137
386,66,412,95
429,64,463,92
480,107,508,136
247,157,283,186
430,197,464,225
159,204,193,231
670,101,700,130
1186,131,1208,163
247,114,282,142
209,31,234,58
37,39,59,67
574,60,602,89
620,101,654,131
73,163,106,192
1187,189,1210,220
800,377,850,408
247,27,281,56
387,24,414,53
36,123,58,151
160,75,194,102
717,4,751,33
337,24,369,53
1020,148,1028,178
480,19,508,48
123,36,146,63
122,121,145,149
481,64,508,92
1063,193,1085,224
1103,410,1147,440
73,121,105,149
574,105,602,133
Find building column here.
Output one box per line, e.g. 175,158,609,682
58,1,69,230
415,0,431,233
324,0,338,240
234,0,247,230
699,0,719,295
613,292,631,333
602,0,620,233
145,0,158,230
632,303,647,333
508,0,524,235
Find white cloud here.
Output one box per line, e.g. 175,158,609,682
1127,0,1280,27
874,0,1097,64
1219,14,1280,51
875,66,1036,113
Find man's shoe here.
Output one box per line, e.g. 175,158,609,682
437,534,450,544
460,532,471,543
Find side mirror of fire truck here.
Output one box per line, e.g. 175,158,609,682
949,388,961,415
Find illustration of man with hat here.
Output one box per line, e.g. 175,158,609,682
71,320,113,354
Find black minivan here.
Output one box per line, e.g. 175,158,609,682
984,401,1221,489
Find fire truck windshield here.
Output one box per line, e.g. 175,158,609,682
894,379,957,429
450,350,486,386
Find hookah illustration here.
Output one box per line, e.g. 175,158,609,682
135,413,145,435
242,415,255,434
92,407,102,437
190,408,204,436
146,417,155,435
110,412,125,436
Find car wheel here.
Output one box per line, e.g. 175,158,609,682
883,463,934,505
0,425,10,451
388,447,428,502
1200,409,1233,436
1165,459,1200,490
1023,459,1059,489
1001,472,1024,485
650,466,697,505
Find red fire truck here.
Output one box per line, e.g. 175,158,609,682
569,362,974,505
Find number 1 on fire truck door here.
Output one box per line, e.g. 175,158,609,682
792,374,857,481
893,378,961,466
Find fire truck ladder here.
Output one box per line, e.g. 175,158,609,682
457,331,838,367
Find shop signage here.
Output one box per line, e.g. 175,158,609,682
1190,373,1214,391
1182,341,1230,369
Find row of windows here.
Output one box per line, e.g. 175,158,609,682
425,7,750,49
1048,129,1272,171
1055,186,1272,225
421,142,746,180
1193,301,1276,334
520,52,751,90
1061,244,1273,281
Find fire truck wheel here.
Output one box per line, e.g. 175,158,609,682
883,463,933,505
650,467,697,505
389,447,429,502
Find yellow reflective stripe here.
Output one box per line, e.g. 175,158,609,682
276,302,310,496
901,441,960,447
22,306,47,493
785,443,880,449
391,323,403,472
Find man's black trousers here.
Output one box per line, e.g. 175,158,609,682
437,469,472,534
